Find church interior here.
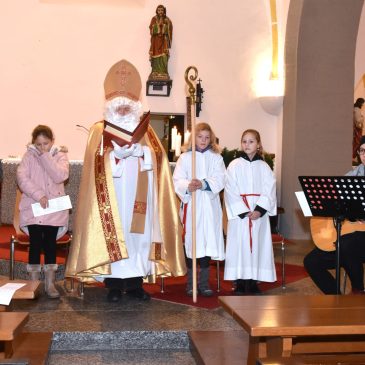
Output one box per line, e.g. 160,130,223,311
2,0,365,364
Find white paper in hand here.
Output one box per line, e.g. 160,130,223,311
32,195,72,217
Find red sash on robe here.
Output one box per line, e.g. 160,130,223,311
241,194,260,251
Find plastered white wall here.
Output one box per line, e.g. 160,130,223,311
0,0,280,161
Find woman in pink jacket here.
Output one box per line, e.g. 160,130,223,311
17,125,69,298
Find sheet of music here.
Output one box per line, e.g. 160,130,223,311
295,191,313,217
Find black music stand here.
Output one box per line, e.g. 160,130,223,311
299,176,365,294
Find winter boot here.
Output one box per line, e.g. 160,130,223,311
198,267,213,297
44,264,60,299
26,264,41,281
186,268,193,296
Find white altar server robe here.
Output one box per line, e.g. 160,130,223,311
224,156,277,282
173,149,225,260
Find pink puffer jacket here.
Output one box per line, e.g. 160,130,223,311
16,146,70,237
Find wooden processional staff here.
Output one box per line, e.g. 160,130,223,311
184,66,198,303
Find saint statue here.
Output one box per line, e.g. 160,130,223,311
148,5,173,81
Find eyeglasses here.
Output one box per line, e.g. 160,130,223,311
358,148,365,155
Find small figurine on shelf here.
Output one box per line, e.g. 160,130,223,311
148,5,173,81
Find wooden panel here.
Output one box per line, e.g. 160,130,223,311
233,308,365,337
258,354,365,364
292,336,365,354
219,295,365,313
0,312,29,341
188,330,248,365
0,277,41,300
12,332,53,365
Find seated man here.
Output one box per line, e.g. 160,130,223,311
303,136,365,295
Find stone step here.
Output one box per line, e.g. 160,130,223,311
51,330,190,351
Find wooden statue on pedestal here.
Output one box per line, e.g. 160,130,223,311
146,5,173,96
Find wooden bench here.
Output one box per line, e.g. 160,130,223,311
221,295,365,365
189,295,365,365
8,332,52,365
0,280,51,364
0,311,51,364
0,278,41,301
0,278,41,312
0,312,29,359
189,333,365,365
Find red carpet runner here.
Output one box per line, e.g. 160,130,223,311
144,261,308,309
0,224,308,309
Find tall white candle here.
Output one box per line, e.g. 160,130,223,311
171,126,177,150
184,130,191,144
175,133,182,156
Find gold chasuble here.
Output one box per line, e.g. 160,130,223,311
65,121,186,282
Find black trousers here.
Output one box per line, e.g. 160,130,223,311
303,231,365,294
104,277,143,291
28,224,59,265
184,247,210,269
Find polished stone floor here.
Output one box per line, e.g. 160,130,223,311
9,239,331,364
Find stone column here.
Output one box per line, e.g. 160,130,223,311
281,0,363,239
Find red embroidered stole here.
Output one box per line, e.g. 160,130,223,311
94,145,124,262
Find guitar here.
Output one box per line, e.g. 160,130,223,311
310,217,365,251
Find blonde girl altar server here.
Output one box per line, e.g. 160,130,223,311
173,122,225,296
224,129,277,295
17,125,69,299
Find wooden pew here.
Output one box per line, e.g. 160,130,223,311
9,333,52,365
0,312,29,359
0,278,41,301
0,278,41,312
190,295,365,365
0,279,51,364
189,332,365,365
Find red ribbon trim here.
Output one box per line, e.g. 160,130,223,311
240,194,260,252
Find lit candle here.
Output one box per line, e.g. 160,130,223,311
184,130,191,144
171,126,177,150
175,133,182,156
